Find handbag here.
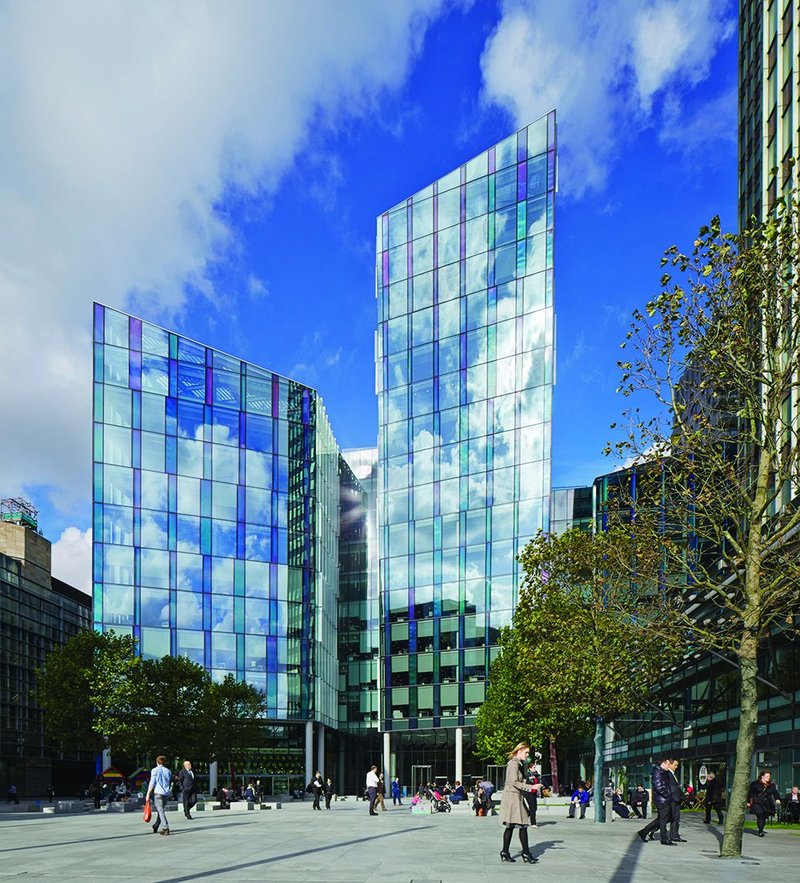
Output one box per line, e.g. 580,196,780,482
143,799,152,823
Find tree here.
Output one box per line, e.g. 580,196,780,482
204,674,267,784
135,655,212,764
479,527,674,820
35,630,141,755
477,593,586,795
611,200,800,856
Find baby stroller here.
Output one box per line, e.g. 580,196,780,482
430,788,451,813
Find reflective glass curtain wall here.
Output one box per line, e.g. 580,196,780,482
92,305,339,727
375,112,557,732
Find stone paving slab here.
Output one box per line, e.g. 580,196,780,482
0,801,796,882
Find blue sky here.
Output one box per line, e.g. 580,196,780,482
0,0,737,589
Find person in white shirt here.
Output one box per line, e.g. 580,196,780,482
146,756,173,835
366,765,380,816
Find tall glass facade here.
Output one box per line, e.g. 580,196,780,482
92,304,339,728
337,449,380,732
375,112,557,740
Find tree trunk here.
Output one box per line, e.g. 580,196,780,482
593,717,605,823
720,635,758,857
548,738,560,795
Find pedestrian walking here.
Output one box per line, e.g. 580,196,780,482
324,777,334,809
637,757,675,845
179,760,196,819
703,772,724,825
7,785,19,805
747,770,781,837
391,776,402,805
146,756,173,836
366,765,380,816
499,741,541,864
311,771,324,810
376,773,387,811
667,758,686,842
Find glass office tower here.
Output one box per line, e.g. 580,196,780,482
91,305,340,737
375,112,556,778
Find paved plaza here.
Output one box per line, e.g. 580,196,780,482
0,802,797,882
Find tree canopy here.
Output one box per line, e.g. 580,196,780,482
35,630,141,754
477,526,674,815
36,631,268,771
608,196,800,856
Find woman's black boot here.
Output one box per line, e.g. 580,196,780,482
501,826,515,861
519,827,538,863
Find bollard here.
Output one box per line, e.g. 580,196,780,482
605,799,613,823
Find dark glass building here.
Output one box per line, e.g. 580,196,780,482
0,503,93,798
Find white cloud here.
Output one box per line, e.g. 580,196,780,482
480,0,734,196
247,274,268,299
51,526,92,594
0,0,448,516
659,85,737,157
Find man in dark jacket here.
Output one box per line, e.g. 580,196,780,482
630,784,649,819
637,757,675,845
703,772,724,824
747,770,781,836
667,758,687,842
178,760,196,820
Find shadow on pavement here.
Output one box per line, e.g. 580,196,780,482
157,825,436,883
608,830,646,883
528,838,564,860
0,820,258,853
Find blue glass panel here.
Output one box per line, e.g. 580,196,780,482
245,413,273,452
141,353,169,394
129,349,142,390
177,363,206,400
213,369,241,408
211,520,236,558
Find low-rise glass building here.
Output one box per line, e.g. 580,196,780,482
92,304,340,786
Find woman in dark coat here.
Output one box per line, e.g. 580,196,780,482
499,742,542,863
748,770,781,836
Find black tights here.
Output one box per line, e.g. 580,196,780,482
502,825,530,854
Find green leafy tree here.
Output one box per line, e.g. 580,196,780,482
611,200,800,856
35,630,141,754
135,655,212,765
477,596,585,795
480,527,674,820
204,674,267,784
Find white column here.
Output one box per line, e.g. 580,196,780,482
305,721,314,786
455,727,463,785
317,723,325,775
209,761,218,795
383,732,391,785
102,747,111,771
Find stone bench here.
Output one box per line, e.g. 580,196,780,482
210,801,255,811
107,801,139,812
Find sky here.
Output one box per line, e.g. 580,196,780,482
0,0,738,593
